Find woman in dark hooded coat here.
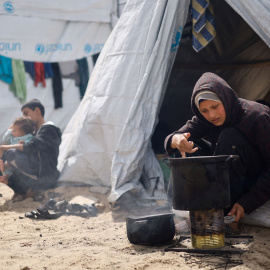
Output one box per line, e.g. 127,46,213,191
165,72,270,223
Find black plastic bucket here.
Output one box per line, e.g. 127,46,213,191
165,155,238,211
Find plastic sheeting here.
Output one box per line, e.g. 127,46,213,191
241,200,270,227
0,0,113,22
0,0,115,61
58,0,190,203
225,0,270,47
0,0,119,137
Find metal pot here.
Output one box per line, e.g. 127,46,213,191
126,213,175,245
163,155,239,211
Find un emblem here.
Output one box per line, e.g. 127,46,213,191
171,26,183,53
3,1,14,13
35,43,45,55
84,44,92,54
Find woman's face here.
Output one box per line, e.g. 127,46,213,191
199,100,226,126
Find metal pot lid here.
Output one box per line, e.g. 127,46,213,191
168,155,239,164
126,213,175,221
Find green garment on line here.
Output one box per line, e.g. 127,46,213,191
9,59,27,104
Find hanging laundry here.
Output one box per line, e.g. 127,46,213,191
9,59,27,103
191,0,216,52
51,63,63,109
0,55,13,84
92,53,100,65
44,63,54,79
34,62,46,87
77,58,89,99
59,60,80,86
24,61,35,80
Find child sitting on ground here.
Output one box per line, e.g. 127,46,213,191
0,116,35,179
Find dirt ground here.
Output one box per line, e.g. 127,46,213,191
1,183,270,270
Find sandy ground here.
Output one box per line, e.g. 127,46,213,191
1,183,270,270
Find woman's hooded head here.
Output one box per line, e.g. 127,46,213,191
191,72,242,127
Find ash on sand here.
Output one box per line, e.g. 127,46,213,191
1,183,270,270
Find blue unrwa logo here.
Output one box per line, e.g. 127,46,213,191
35,43,45,55
171,26,183,53
3,1,14,13
0,42,21,51
84,44,92,54
84,43,104,54
35,43,72,55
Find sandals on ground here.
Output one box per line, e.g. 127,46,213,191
25,199,99,219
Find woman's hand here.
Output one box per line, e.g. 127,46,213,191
228,203,244,222
171,132,198,157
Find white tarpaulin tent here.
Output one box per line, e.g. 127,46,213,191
0,0,112,22
0,0,115,61
0,0,120,140
58,0,190,204
58,0,270,215
226,0,270,47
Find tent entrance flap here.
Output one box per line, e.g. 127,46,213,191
58,0,190,204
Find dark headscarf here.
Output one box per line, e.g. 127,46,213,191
191,72,244,127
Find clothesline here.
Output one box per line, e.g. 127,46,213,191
0,54,99,108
